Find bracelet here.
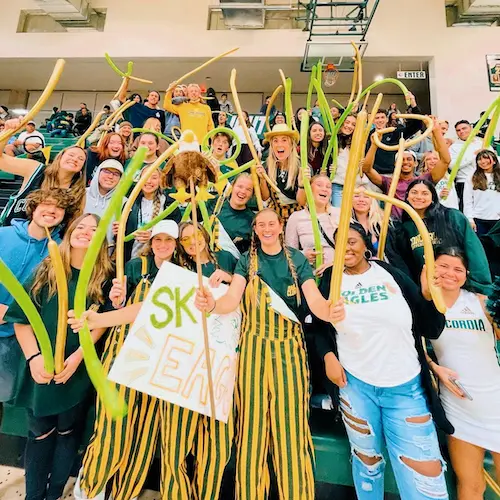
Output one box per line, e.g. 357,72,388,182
298,185,304,189
26,352,41,365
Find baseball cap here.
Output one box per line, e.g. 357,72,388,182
150,220,179,239
27,121,36,126
99,159,124,174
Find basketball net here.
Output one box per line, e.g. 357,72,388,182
323,63,339,87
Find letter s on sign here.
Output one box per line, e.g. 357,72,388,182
150,286,174,329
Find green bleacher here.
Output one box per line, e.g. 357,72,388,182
2,401,499,498
1,130,499,497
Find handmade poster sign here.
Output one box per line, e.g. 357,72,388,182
108,262,241,423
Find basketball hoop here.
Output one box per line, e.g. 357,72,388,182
323,63,339,87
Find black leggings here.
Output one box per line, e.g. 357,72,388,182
25,402,85,500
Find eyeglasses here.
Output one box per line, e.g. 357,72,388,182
101,168,121,178
180,231,204,247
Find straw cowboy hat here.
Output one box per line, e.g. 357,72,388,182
263,123,300,144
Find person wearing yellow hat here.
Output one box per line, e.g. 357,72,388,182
74,221,179,500
256,123,307,223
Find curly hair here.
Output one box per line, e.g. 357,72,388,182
472,149,500,191
25,188,78,227
31,213,114,305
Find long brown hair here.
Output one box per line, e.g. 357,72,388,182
248,208,301,306
90,133,127,164
472,149,500,191
177,222,216,271
31,213,114,305
40,146,87,215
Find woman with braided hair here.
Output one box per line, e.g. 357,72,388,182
113,166,181,261
70,222,236,500
195,208,337,500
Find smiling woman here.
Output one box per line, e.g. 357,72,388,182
194,208,336,500
207,173,255,257
386,179,492,296
3,213,113,500
85,132,126,184
0,126,87,226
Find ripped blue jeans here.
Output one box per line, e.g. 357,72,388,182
339,372,449,500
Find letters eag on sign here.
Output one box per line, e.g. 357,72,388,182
109,262,241,423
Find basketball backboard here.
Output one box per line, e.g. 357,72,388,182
301,40,368,72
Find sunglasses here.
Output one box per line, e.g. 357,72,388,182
180,231,204,247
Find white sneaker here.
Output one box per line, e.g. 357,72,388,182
73,469,106,500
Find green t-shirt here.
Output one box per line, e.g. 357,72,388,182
208,199,254,245
4,268,110,417
125,255,160,298
234,246,314,316
201,249,237,277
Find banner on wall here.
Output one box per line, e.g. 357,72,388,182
486,55,500,92
108,262,241,423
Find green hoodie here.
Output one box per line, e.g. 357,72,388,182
386,207,492,296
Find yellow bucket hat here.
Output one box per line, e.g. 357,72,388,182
263,123,300,144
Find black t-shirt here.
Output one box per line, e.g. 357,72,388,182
124,103,166,131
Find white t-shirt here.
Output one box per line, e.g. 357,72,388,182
463,172,500,221
435,174,459,210
335,264,421,387
17,130,44,144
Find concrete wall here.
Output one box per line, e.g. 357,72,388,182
0,0,498,129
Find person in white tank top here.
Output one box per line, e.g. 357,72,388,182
427,248,500,500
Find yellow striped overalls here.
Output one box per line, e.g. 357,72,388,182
235,276,315,500
79,257,161,500
159,402,234,500
267,189,300,225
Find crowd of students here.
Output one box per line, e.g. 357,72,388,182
0,81,499,500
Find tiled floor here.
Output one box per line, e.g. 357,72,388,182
0,466,160,500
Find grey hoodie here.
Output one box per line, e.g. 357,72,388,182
84,163,127,244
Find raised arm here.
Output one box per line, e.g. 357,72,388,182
362,139,383,188
429,117,451,183
401,93,422,139
164,84,180,115
118,77,131,104
67,302,143,332
0,120,40,181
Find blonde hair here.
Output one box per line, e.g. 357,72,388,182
141,168,163,221
41,146,86,216
352,192,383,238
267,137,300,191
143,117,162,132
248,208,301,306
31,213,113,305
